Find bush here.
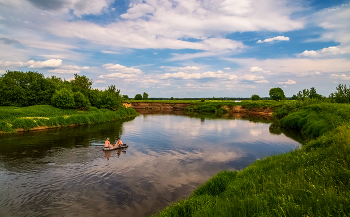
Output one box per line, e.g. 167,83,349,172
251,94,260,101
74,91,91,110
0,121,12,132
51,88,75,109
216,107,228,115
134,94,142,100
11,118,38,130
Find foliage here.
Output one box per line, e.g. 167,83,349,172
297,87,323,100
0,105,139,132
0,71,56,106
70,73,92,96
200,98,205,102
143,92,149,100
51,88,75,109
269,87,286,101
134,94,143,100
251,94,260,101
329,84,350,103
122,95,129,99
279,103,350,139
73,91,91,110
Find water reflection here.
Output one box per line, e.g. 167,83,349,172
0,112,302,217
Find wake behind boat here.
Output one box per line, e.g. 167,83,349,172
102,144,128,151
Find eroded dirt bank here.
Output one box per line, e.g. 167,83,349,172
123,102,190,111
124,103,273,116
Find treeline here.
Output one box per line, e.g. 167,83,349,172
0,71,123,110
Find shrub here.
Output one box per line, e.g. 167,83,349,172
216,107,228,115
11,118,38,130
51,88,75,109
0,121,12,132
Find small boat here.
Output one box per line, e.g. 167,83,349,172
102,144,128,151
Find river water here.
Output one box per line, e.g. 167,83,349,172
0,111,302,217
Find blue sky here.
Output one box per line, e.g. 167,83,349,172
0,0,349,98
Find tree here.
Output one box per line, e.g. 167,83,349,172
291,95,297,100
143,92,149,100
122,95,129,99
251,94,260,101
70,74,92,96
73,91,90,110
134,94,142,100
269,87,286,101
0,71,56,106
51,88,75,109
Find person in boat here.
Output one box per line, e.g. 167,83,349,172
115,138,123,147
104,138,113,149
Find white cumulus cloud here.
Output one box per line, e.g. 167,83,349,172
277,79,296,84
298,46,347,57
257,36,289,43
27,59,62,68
103,63,142,74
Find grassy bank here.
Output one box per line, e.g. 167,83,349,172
0,105,139,133
152,102,350,216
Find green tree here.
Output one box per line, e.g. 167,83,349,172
73,91,91,110
70,74,92,96
134,94,142,100
122,95,129,99
143,92,149,100
251,94,260,101
51,88,75,109
269,87,286,101
0,71,56,106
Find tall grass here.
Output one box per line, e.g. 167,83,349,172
0,105,138,132
152,102,350,217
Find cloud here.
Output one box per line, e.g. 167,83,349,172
120,3,155,20
0,59,63,68
0,37,20,45
161,70,237,80
48,69,80,74
249,66,271,73
224,67,231,70
160,66,200,72
298,46,347,57
28,59,62,68
331,74,350,80
257,36,289,43
103,63,142,74
26,0,111,17
277,79,296,84
225,58,350,76
240,75,268,83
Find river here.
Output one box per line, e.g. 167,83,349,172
0,111,301,217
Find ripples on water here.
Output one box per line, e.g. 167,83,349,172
0,111,302,217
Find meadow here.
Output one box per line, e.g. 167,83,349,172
0,105,139,133
151,100,350,216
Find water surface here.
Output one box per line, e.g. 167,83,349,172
0,112,301,217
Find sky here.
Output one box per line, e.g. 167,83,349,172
0,0,350,98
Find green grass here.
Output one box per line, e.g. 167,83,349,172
152,101,350,217
0,105,139,132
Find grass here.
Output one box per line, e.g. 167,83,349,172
152,101,350,217
0,105,139,133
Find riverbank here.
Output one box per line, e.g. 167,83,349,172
124,100,279,116
0,105,139,133
152,101,350,216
